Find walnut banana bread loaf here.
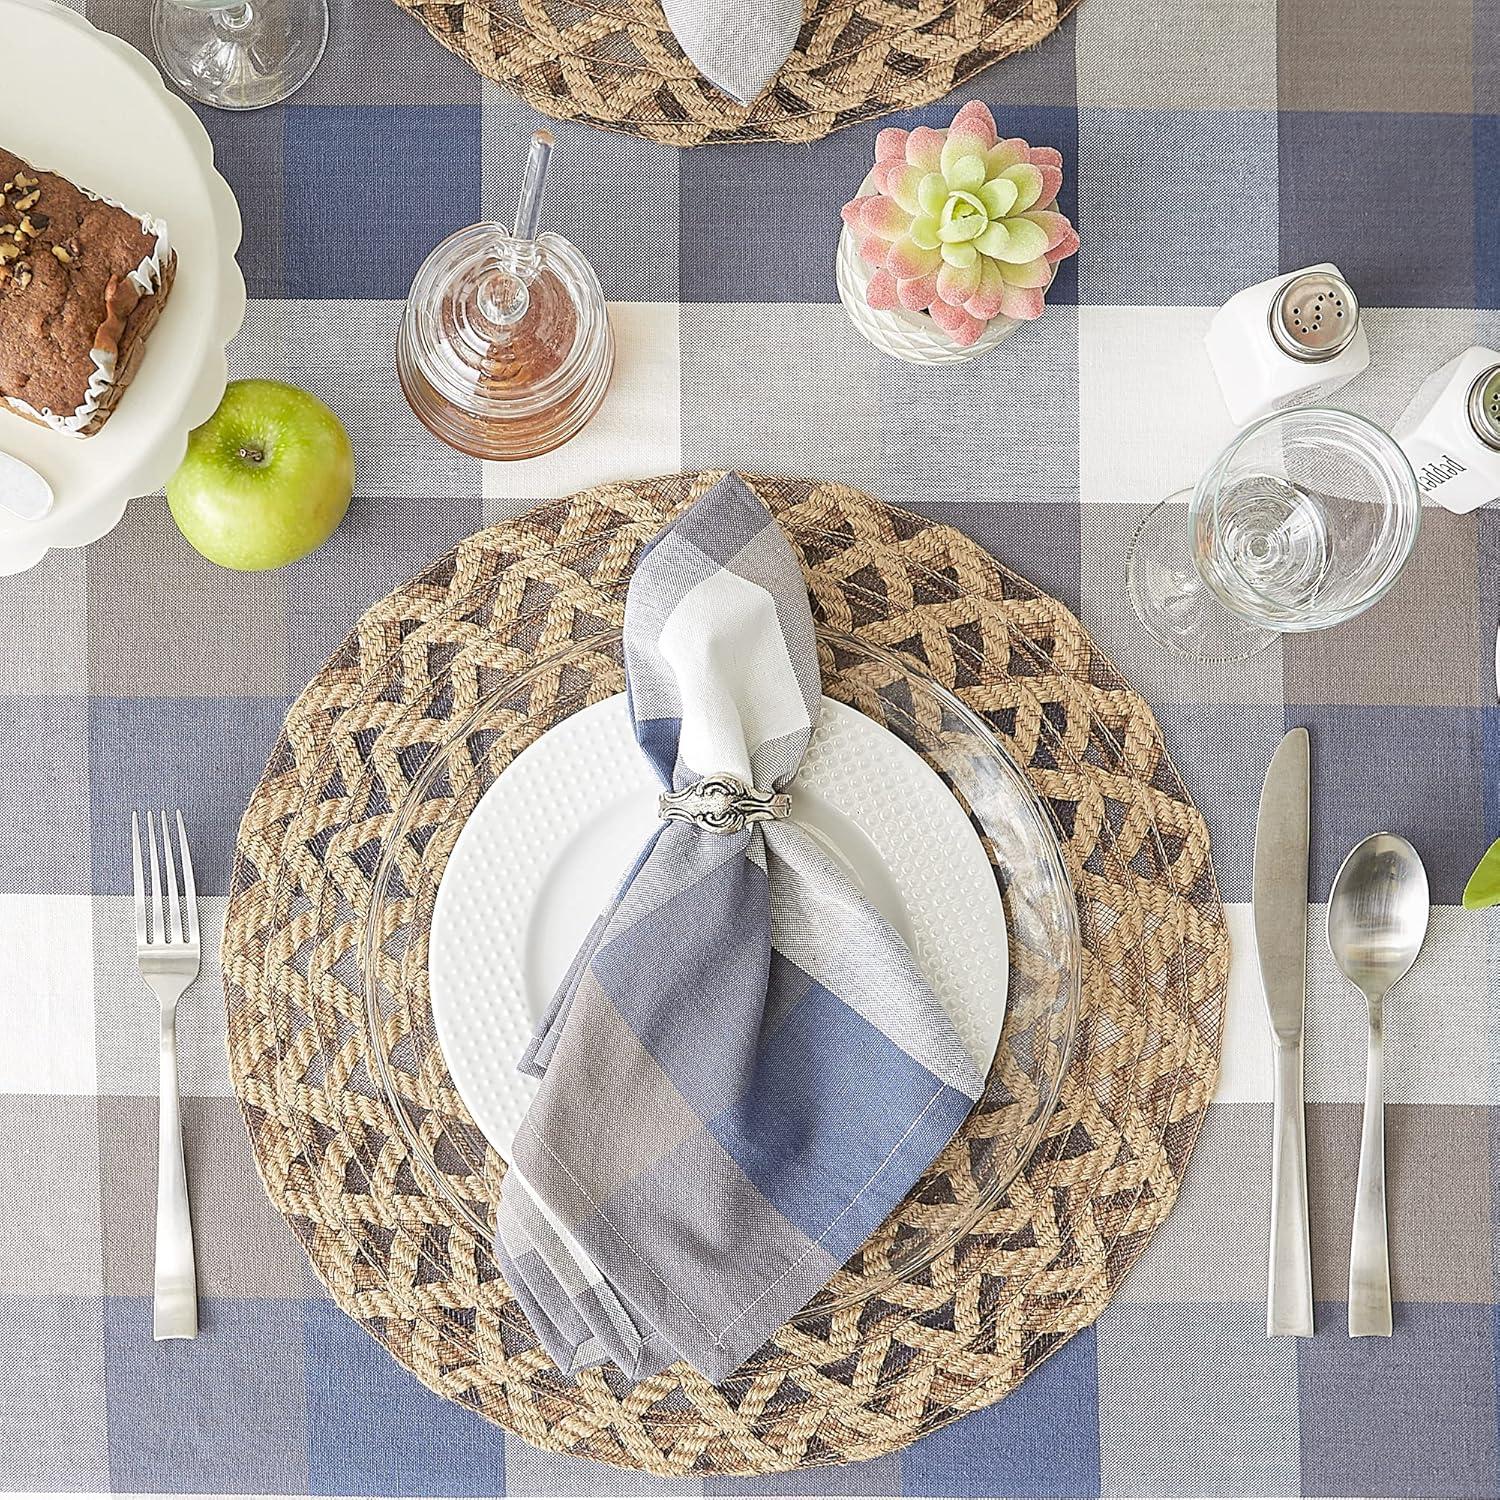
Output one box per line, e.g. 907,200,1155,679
0,148,176,437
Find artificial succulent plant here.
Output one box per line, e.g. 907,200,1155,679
841,100,1080,347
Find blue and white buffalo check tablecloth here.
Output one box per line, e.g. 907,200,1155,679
4,0,1500,1495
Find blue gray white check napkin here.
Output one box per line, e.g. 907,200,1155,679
662,0,801,104
493,474,985,1383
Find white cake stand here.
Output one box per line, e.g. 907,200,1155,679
0,0,245,575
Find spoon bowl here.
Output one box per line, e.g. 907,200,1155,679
1326,830,1428,1338
1327,832,1430,999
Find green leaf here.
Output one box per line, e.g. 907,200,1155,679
908,213,941,251
942,152,987,193
973,221,1011,259
989,215,1048,264
917,172,948,216
978,178,1019,220
1463,837,1500,908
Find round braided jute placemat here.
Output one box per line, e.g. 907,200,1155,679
390,0,1082,147
223,473,1228,1476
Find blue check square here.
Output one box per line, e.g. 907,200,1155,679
902,1328,1101,1497
283,105,481,299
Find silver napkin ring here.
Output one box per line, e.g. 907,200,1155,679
658,774,791,835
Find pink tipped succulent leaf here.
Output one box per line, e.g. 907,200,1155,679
898,270,941,311
866,267,900,310
936,257,982,306
886,235,943,279
883,164,927,215
1045,225,1081,264
859,194,914,240
996,282,1047,321
1021,210,1076,253
843,99,1078,341
928,299,987,346
996,255,1052,289
965,259,1007,322
947,100,999,148
905,126,946,172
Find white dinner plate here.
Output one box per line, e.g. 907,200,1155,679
428,694,1010,1158
0,0,246,575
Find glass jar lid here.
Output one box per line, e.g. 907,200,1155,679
398,223,613,460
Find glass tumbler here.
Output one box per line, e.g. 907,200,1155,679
1126,408,1423,661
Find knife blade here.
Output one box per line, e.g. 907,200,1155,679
1253,726,1314,1337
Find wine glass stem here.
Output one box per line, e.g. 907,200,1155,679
214,2,254,32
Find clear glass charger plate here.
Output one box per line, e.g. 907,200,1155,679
359,624,1082,1319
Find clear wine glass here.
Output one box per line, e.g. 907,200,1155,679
151,0,328,111
1126,408,1422,661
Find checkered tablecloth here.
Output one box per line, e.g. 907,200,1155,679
4,0,1499,1494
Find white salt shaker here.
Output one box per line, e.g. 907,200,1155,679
1204,264,1371,426
1392,348,1500,513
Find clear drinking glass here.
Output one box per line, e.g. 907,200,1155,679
151,0,328,110
1126,408,1422,661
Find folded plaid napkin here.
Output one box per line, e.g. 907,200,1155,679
493,474,986,1383
661,0,801,104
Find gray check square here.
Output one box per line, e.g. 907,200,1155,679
98,1094,318,1298
304,0,482,106
707,1456,902,1495
1096,1299,1300,1496
877,307,1079,507
1116,1102,1272,1304
1076,0,1277,109
682,304,890,490
1306,1103,1494,1305
1306,906,1500,1109
0,544,87,698
0,1295,109,1493
1481,0,1500,111
1282,507,1480,708
682,305,1080,508
0,695,90,894
0,1096,101,1296
505,1444,704,1497
1279,0,1474,114
88,497,294,700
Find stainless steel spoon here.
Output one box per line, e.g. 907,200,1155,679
1327,832,1429,1337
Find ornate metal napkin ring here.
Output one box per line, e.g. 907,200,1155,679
658,774,791,835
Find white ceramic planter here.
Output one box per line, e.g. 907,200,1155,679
836,171,1024,367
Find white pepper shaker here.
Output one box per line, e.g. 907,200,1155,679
1392,348,1500,513
1204,264,1371,427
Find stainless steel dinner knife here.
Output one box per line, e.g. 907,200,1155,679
1253,726,1314,1338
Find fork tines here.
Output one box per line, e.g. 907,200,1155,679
130,811,198,949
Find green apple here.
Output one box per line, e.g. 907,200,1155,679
167,379,354,570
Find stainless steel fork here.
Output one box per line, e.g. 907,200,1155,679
131,811,200,1341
